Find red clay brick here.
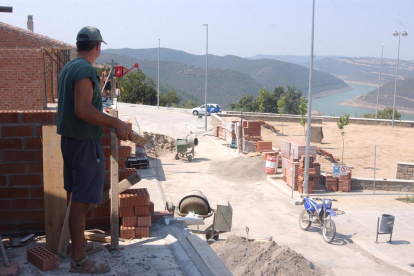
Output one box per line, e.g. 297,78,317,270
149,201,154,213
31,187,44,198
35,150,43,161
21,111,54,124
119,168,137,182
13,198,44,210
119,206,134,217
10,175,42,186
25,138,42,149
151,211,172,222
0,176,6,186
122,216,137,227
135,227,150,238
28,162,43,173
1,126,33,137
0,188,30,199
137,214,151,227
3,151,36,162
120,226,135,239
27,246,58,271
135,205,150,216
119,146,132,158
0,139,22,149
0,200,11,210
0,111,20,123
0,211,27,222
0,163,26,174
29,211,45,222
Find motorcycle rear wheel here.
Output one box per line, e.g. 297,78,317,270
322,219,336,243
299,210,311,230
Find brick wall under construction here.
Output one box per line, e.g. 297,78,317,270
0,110,136,232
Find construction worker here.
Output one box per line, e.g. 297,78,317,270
57,26,132,274
101,67,111,102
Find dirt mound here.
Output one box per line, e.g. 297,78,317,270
139,131,175,158
211,235,322,276
212,156,267,181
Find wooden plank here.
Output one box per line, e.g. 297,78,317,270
109,110,119,250
57,199,71,257
187,235,232,276
84,231,111,243
42,126,67,254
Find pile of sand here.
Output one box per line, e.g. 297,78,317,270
139,131,176,158
211,235,323,276
212,156,267,181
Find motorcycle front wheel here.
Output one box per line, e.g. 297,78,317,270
322,219,336,243
299,210,311,230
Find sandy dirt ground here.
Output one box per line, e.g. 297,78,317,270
260,121,414,180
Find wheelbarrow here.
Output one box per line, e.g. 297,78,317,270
166,190,232,241
175,133,198,162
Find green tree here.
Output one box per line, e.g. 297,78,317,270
337,114,350,165
255,88,278,113
283,85,303,114
182,100,198,109
362,107,401,120
299,97,307,138
117,70,157,105
277,96,286,133
160,90,180,106
230,95,257,112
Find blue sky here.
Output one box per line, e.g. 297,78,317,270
1,0,413,60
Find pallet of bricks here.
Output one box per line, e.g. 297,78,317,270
281,139,318,193
219,117,239,144
296,156,321,194
325,170,351,192
119,188,154,239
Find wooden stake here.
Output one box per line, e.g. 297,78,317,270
109,110,119,250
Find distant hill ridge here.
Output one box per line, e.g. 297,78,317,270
99,48,349,108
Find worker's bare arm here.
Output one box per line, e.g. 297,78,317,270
74,78,132,140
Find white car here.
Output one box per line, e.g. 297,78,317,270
191,104,221,116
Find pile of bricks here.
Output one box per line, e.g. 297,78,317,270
325,173,338,191
281,139,320,194
119,188,152,239
338,171,352,192
296,156,321,194
242,120,262,142
27,246,58,271
255,141,273,152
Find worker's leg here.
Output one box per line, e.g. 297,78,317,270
69,201,88,262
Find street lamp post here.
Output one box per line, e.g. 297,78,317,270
303,0,316,197
392,31,408,127
201,24,208,132
375,43,384,120
157,38,160,109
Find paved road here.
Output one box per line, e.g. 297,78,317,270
118,103,414,276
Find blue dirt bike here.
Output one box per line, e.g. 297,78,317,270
299,197,337,243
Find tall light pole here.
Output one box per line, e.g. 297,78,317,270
201,23,208,132
303,0,315,197
392,31,407,127
375,43,384,120
157,38,160,109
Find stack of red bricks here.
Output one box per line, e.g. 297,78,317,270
325,173,338,191
296,156,321,194
119,188,152,239
243,120,262,142
338,170,352,192
255,141,273,152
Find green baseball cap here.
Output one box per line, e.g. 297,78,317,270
76,26,107,45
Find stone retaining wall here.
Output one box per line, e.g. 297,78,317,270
396,162,414,180
351,178,414,192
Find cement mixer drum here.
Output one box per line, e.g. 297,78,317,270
177,190,211,216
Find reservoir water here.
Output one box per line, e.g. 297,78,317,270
312,83,414,121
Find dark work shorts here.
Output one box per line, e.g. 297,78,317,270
61,136,105,204
104,82,111,90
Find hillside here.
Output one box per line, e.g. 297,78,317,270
354,78,414,110
245,54,326,65
102,48,349,94
313,57,414,86
97,53,263,108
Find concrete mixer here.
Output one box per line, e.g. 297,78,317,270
175,132,198,161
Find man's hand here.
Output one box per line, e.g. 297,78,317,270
115,119,132,141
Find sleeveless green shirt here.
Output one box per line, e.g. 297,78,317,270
57,58,103,140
